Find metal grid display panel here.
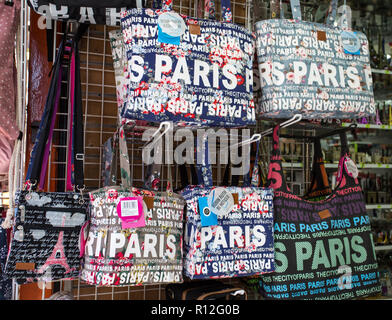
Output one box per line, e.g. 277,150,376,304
43,0,319,300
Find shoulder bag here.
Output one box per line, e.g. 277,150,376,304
119,0,256,127
254,0,375,119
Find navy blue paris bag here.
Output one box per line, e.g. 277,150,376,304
120,0,256,127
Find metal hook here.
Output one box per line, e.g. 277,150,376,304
223,133,262,151
259,114,303,138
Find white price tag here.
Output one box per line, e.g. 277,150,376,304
207,187,234,218
120,199,139,217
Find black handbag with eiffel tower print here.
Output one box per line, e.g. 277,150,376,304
4,26,89,284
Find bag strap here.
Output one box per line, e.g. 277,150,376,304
66,46,76,191
303,138,332,200
38,60,63,190
72,33,86,191
267,125,359,193
196,132,213,187
116,125,173,192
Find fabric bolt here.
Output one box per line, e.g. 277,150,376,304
26,0,146,26
303,138,332,201
258,125,381,300
119,0,256,127
254,0,375,119
0,134,15,174
5,28,88,284
0,0,21,141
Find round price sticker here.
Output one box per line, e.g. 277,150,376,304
340,31,361,55
207,187,234,218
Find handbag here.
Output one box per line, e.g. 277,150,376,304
254,0,375,120
27,0,145,26
259,125,381,300
0,218,12,300
181,137,275,279
109,29,148,127
119,0,256,127
4,28,89,284
80,125,185,286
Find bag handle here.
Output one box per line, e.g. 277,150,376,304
303,138,332,199
25,40,65,190
242,140,261,187
279,0,338,26
113,125,173,192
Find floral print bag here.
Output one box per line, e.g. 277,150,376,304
180,137,275,280
119,0,256,127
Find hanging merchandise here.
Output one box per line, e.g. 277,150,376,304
81,125,185,286
254,0,375,119
119,0,256,127
181,136,274,280
259,125,381,300
245,135,331,294
4,25,89,284
27,0,145,26
304,138,332,201
166,280,248,300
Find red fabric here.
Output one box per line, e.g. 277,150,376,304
0,0,21,141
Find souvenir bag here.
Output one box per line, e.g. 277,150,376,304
4,29,89,284
119,0,256,127
245,137,331,293
27,0,145,26
80,125,185,286
254,0,375,119
181,137,275,280
109,29,148,127
259,125,381,300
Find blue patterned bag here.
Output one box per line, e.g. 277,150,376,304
181,137,275,279
0,220,12,300
254,0,375,120
120,0,256,127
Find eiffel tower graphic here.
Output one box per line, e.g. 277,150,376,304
37,214,74,276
